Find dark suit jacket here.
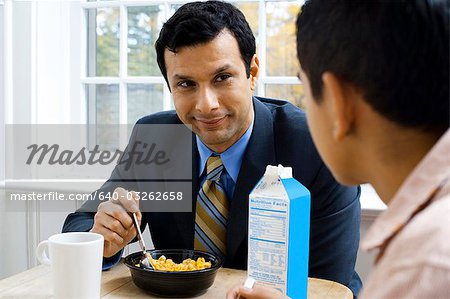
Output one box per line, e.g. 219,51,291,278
63,97,362,296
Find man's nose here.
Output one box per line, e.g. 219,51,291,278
195,86,219,112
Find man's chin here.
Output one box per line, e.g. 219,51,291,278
196,132,233,149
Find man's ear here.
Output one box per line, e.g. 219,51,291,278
249,55,259,91
322,72,355,141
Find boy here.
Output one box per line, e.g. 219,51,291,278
228,0,450,298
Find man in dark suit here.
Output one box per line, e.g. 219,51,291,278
62,1,362,295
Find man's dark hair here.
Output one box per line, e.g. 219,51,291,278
297,0,450,133
155,1,256,86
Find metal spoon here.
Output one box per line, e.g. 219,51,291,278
132,212,154,270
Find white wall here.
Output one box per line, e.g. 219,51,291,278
34,1,85,124
356,214,377,283
0,0,30,280
355,184,384,282
0,2,4,274
0,0,85,279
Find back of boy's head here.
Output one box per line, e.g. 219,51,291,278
297,0,449,134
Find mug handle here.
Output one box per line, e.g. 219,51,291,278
36,240,51,265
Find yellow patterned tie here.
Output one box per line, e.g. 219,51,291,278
194,155,229,258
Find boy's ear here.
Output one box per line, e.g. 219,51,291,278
321,72,355,141
249,55,259,91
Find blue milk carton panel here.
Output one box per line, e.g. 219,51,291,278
247,165,310,299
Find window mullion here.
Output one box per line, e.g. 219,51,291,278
81,1,121,9
163,2,172,111
163,83,172,111
86,8,97,125
79,6,88,124
264,76,301,84
257,0,266,97
87,9,96,80
125,76,165,84
31,1,37,124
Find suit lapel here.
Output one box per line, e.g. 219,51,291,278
227,98,277,263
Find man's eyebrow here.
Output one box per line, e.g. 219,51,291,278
211,64,232,76
172,74,192,81
172,64,234,81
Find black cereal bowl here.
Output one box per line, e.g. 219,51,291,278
124,249,222,298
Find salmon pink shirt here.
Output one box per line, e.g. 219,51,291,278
360,129,450,299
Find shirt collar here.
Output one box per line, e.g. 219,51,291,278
361,129,450,252
196,119,254,183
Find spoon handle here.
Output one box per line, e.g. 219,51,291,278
132,212,146,253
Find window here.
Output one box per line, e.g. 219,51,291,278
82,0,304,126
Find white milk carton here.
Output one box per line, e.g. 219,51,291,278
248,165,310,299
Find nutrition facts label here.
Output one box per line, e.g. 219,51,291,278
248,196,290,293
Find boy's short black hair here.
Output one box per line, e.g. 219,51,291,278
297,0,449,133
155,1,256,86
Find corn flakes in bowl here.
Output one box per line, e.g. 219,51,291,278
124,249,222,297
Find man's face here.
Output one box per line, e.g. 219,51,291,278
164,29,258,153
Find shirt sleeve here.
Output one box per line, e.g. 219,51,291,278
102,250,123,271
360,263,450,298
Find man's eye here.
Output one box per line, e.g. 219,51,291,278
178,81,195,88
216,74,231,82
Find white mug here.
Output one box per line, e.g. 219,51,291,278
36,232,104,299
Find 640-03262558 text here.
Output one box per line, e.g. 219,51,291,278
98,191,184,201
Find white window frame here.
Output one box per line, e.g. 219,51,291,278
81,0,302,125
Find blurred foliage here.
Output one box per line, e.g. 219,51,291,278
127,84,164,123
235,2,259,40
94,8,120,76
93,84,119,124
128,6,162,76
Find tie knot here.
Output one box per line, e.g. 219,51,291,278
206,155,223,182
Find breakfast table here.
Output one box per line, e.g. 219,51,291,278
0,260,353,298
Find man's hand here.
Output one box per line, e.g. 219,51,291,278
226,283,288,299
90,187,141,257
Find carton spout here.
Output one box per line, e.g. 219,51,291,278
265,164,293,179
